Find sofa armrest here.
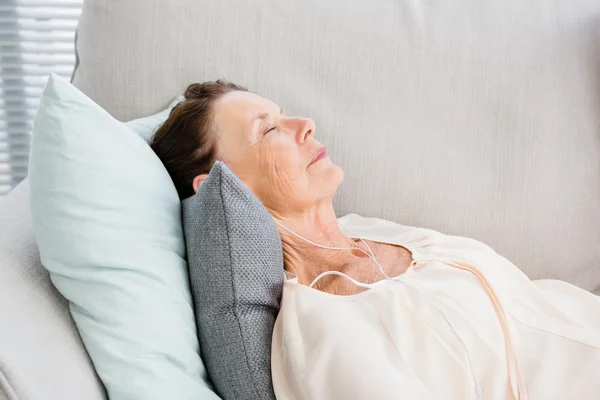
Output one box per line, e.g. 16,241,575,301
0,180,106,400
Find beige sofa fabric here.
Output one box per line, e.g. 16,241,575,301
0,181,106,400
72,0,600,293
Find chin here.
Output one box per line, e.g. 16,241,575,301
331,163,344,184
320,163,344,198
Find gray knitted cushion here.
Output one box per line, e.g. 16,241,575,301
181,161,284,400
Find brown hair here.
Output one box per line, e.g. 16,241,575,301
150,80,247,199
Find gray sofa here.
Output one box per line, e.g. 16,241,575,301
2,0,600,398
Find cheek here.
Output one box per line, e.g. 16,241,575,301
260,140,307,197
272,147,305,187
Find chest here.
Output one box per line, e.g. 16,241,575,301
334,243,414,295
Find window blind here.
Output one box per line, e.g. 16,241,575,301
0,0,82,196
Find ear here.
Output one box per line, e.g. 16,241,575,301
192,174,209,193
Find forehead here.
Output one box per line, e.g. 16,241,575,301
213,91,279,125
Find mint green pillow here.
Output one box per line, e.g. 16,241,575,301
29,74,218,400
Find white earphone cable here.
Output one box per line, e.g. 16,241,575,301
272,216,483,400
272,218,391,287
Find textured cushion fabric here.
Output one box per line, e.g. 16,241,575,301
0,180,106,400
72,0,600,294
28,74,218,400
182,162,283,400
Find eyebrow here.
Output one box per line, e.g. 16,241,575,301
255,112,270,121
253,108,284,122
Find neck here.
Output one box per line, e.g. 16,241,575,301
269,201,369,289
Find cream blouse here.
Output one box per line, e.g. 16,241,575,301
272,214,600,399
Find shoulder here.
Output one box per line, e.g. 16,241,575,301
337,213,437,244
338,213,496,255
338,213,421,234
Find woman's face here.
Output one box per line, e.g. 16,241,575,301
199,90,344,214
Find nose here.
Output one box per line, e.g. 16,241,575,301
296,118,315,144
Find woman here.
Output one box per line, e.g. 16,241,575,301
152,81,600,399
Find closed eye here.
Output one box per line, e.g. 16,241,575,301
264,126,277,135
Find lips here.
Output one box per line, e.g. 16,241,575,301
308,146,327,167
